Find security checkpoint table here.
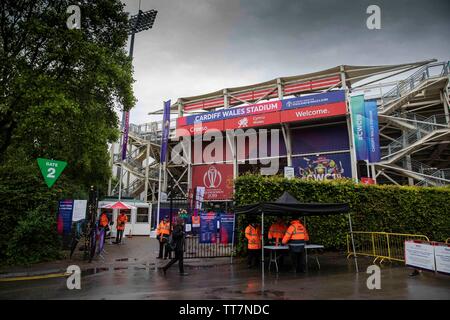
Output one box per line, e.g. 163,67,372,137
264,244,324,273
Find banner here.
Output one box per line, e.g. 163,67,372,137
160,100,171,163
350,96,380,162
350,95,369,161
219,213,234,244
195,186,205,209
292,153,351,180
58,200,74,235
176,90,347,136
199,211,218,244
365,100,381,162
121,111,130,160
192,164,234,200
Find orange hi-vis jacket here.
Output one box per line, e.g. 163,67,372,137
268,222,287,245
282,220,309,245
100,214,109,227
157,221,171,237
117,214,128,231
245,224,262,250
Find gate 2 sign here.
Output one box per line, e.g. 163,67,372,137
192,164,233,200
37,158,67,188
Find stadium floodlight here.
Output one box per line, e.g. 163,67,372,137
116,8,158,201
128,9,158,36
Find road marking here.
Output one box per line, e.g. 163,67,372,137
0,273,69,282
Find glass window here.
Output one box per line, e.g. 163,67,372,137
136,207,149,223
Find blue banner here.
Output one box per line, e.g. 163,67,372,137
365,100,381,163
350,95,369,161
219,213,234,244
282,90,345,110
199,211,219,244
58,200,74,235
160,100,171,163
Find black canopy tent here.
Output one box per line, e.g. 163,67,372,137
234,192,358,291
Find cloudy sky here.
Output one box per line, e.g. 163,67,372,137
121,0,450,124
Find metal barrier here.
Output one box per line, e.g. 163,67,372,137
347,231,429,263
184,235,234,259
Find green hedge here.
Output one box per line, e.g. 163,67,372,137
234,174,450,255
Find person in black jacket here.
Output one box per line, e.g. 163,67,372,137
162,217,188,276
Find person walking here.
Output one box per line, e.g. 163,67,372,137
115,211,128,244
282,217,309,273
156,216,171,259
99,212,109,246
245,222,262,268
162,217,188,276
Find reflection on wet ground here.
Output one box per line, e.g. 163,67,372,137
1,254,449,300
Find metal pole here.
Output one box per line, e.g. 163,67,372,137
348,213,359,273
156,161,163,229
230,211,236,265
261,210,265,293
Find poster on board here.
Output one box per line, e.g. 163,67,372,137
434,244,450,275
199,211,218,244
404,240,435,272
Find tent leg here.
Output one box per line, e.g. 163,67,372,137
261,210,265,293
348,213,359,273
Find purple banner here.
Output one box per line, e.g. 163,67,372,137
121,111,130,161
282,90,345,110
160,100,171,163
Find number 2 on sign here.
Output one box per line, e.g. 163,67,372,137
47,167,56,178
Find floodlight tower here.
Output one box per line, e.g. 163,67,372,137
117,8,158,200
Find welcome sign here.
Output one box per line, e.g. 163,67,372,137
176,90,347,136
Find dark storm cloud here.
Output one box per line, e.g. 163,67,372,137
121,0,450,123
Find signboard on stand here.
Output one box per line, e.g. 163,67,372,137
435,243,450,275
405,241,436,272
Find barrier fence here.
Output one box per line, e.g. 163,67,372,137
184,235,234,259
346,231,430,263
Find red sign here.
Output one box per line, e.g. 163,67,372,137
361,177,375,185
224,111,280,130
280,102,346,123
191,164,234,200
176,120,224,137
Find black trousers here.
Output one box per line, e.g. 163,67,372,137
247,249,260,267
158,241,170,258
116,230,124,243
163,250,184,273
290,247,306,272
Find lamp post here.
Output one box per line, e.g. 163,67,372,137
117,8,158,200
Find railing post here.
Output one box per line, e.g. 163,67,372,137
386,233,391,261
371,233,375,256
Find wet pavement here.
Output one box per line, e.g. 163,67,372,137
0,238,450,300
1,238,449,299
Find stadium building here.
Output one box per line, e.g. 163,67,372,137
108,59,450,233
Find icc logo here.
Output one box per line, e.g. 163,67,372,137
286,101,292,108
238,117,248,128
203,166,222,188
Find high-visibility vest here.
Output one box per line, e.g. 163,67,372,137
282,220,309,245
245,225,262,250
100,214,109,227
192,216,200,226
157,221,171,236
268,222,287,244
117,214,128,231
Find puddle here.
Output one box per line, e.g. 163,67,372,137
115,258,129,262
113,267,129,271
82,267,109,276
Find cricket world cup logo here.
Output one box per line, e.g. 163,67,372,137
203,166,222,188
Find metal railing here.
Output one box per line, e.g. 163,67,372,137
381,61,449,106
346,231,430,263
382,115,448,161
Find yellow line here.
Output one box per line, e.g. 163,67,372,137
0,272,69,282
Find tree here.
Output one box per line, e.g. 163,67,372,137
0,0,135,264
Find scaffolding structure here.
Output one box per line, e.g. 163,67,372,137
108,59,450,208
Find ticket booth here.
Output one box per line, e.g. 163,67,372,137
98,199,151,236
